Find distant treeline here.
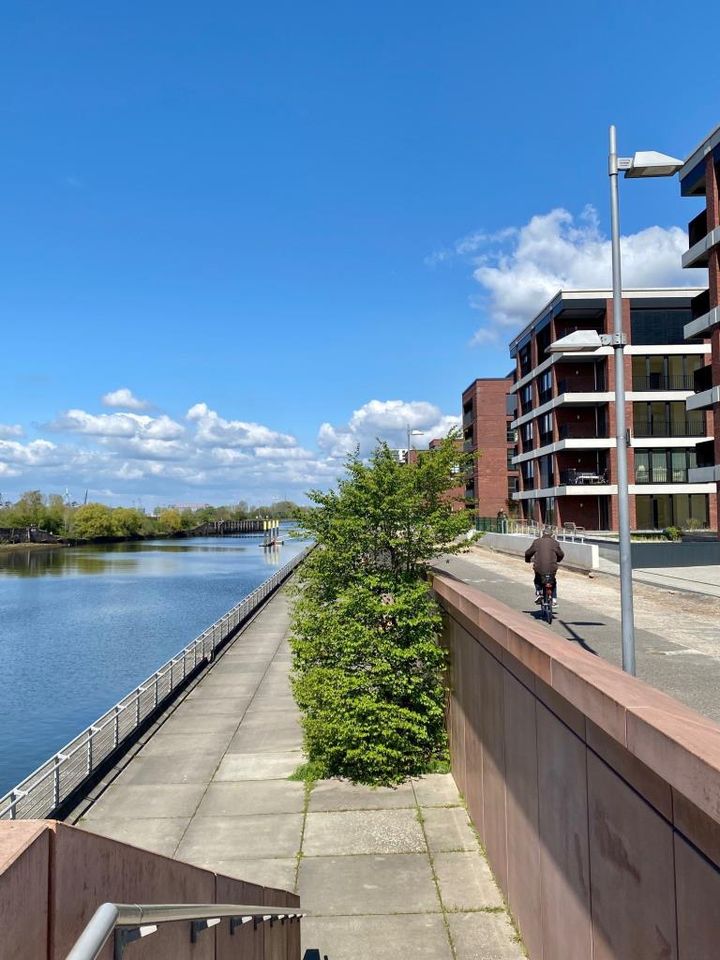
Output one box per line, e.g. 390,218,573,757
0,491,306,541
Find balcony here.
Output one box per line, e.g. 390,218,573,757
632,374,694,391
520,477,535,491
559,469,609,486
633,418,706,438
538,388,553,405
694,365,713,393
558,423,602,440
463,439,474,453
538,431,553,447
557,374,606,393
684,289,719,340
462,408,473,428
695,439,715,469
634,468,689,484
688,209,708,248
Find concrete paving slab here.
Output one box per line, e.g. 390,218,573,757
136,732,231,760
113,753,221,786
84,783,205,821
185,679,261,699
176,812,304,861
80,817,189,858
302,914,453,960
447,912,524,960
422,806,480,853
433,852,504,911
194,780,305,817
309,779,415,812
158,712,242,736
227,722,302,754
303,809,426,856
298,854,439,915
173,696,252,717
413,774,463,807
214,751,302,781
209,857,298,892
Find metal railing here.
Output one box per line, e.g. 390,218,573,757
66,902,304,960
0,546,311,822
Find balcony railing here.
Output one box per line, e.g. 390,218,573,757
558,423,602,440
695,438,715,469
557,376,606,394
633,419,706,438
538,388,553,405
634,469,690,484
462,409,473,428
632,375,694,391
688,209,708,248
520,478,535,490
559,469,609,486
693,365,713,393
538,431,553,447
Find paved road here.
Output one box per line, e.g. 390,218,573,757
434,549,720,725
77,586,523,960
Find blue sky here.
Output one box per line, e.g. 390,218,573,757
0,0,716,505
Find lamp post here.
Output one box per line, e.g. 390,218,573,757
406,427,424,460
548,129,682,676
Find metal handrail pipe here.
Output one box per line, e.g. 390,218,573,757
65,902,303,960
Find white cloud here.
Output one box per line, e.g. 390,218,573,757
318,399,460,457
50,409,185,441
0,424,23,439
102,387,149,410
187,403,297,449
0,439,62,467
430,206,706,343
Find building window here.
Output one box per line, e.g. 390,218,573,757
630,309,692,346
635,494,708,530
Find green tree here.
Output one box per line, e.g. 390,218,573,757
290,434,473,786
112,507,146,537
71,503,119,539
156,508,184,533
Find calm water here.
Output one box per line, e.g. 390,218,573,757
0,533,308,794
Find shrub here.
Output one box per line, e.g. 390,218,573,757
662,526,682,541
290,436,473,785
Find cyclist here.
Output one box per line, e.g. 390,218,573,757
524,526,564,607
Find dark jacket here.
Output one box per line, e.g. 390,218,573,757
525,534,564,575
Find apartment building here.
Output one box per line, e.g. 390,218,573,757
680,124,720,532
508,288,715,531
461,377,518,516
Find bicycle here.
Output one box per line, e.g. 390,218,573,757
538,573,555,624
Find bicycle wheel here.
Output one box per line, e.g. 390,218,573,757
543,600,553,624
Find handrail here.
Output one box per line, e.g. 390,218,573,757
0,545,312,821
66,902,304,960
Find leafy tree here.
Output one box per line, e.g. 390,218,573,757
156,508,184,533
290,434,473,786
71,503,119,539
113,507,146,537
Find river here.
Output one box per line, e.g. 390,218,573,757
0,532,309,795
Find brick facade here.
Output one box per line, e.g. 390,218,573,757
461,377,517,517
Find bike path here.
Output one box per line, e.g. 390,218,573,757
434,552,720,725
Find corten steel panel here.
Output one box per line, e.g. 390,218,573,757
502,672,542,959
447,619,467,798
50,821,217,960
263,886,297,960
674,833,720,960
479,644,508,894
215,875,266,960
587,752,677,960
626,704,720,826
0,822,50,960
672,789,720,869
586,720,672,821
461,629,485,841
536,703,591,959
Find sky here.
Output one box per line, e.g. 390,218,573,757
0,0,716,506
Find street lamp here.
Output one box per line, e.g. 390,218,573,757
548,128,683,677
407,427,424,452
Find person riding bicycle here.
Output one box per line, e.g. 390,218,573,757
524,526,564,607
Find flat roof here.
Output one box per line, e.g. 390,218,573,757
508,287,706,353
680,122,720,186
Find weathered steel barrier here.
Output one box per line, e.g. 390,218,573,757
0,547,310,821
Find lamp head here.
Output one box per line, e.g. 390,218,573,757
623,150,683,179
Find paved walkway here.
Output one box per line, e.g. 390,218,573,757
599,557,720,598
440,545,720,724
77,588,524,960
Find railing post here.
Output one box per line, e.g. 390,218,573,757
87,729,94,775
135,689,142,728
113,706,120,749
153,673,159,709
53,756,61,807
